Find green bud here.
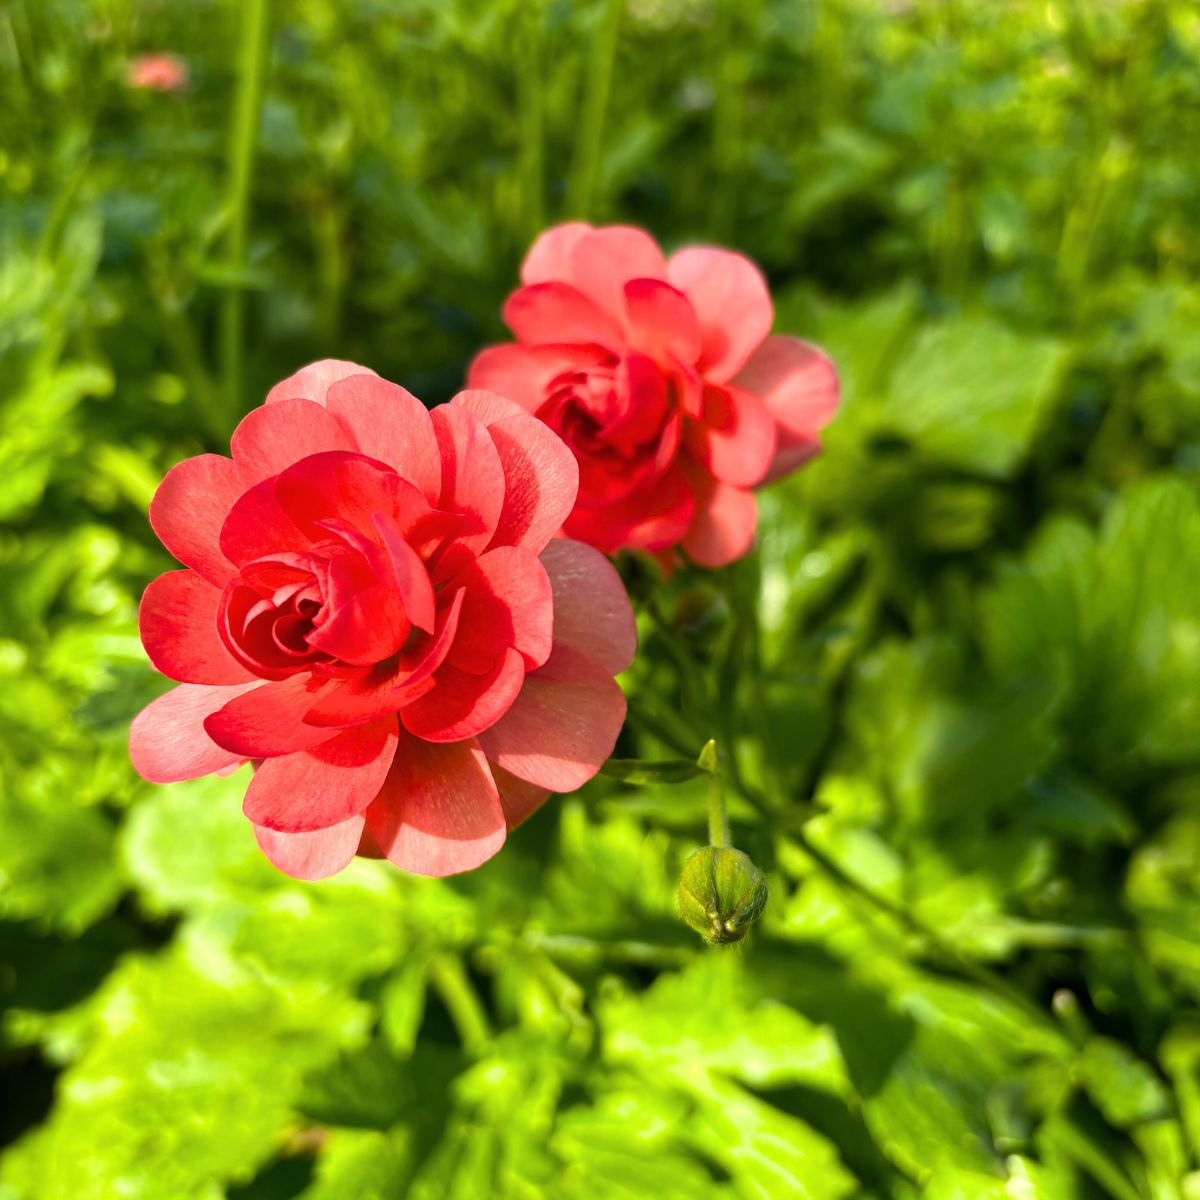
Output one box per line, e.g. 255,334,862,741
678,846,768,945
673,584,730,642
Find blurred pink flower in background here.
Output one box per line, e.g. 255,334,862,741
126,53,189,92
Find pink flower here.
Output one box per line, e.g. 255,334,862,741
468,223,839,567
130,361,636,880
125,53,189,92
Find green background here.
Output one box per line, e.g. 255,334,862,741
4,1,1200,1196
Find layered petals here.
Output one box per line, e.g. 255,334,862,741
139,570,254,685
253,816,366,881
149,454,243,586
130,681,257,783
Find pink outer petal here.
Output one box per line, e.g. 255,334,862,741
452,390,580,554
568,226,668,321
130,681,258,784
521,222,593,286
681,471,758,568
325,374,442,501
475,644,627,793
230,397,357,489
684,384,777,488
204,674,332,758
466,343,610,413
538,539,636,675
149,454,243,586
400,648,526,743
253,815,365,881
491,763,552,831
504,282,622,347
139,570,254,685
731,335,840,482
265,359,378,406
365,731,506,877
667,247,773,383
623,279,701,363
243,717,398,833
430,404,506,554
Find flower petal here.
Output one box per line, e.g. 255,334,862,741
218,474,311,567
139,570,254,685
568,226,667,320
475,644,626,793
683,384,777,487
681,471,758,568
325,374,442,501
503,282,622,347
466,343,610,412
491,763,552,831
265,359,378,406
667,247,773,382
731,335,840,481
149,454,243,586
365,731,505,877
130,681,257,783
230,397,356,488
243,718,398,833
564,465,695,555
452,390,579,554
253,815,365,881
430,404,506,554
623,278,700,362
204,674,333,758
538,539,636,675
521,222,593,285
400,648,526,743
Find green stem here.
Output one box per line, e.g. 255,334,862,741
220,0,270,427
707,769,729,848
429,953,492,1054
567,0,622,218
516,2,545,242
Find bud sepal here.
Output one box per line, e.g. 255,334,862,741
678,845,768,945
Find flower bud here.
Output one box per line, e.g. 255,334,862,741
673,584,730,643
677,846,768,945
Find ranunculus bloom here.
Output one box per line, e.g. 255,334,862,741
468,223,839,567
126,53,189,92
130,361,636,880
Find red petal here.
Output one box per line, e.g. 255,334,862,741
265,359,378,406
568,226,667,320
430,404,506,554
139,570,254,685
306,583,409,665
218,475,310,567
564,465,695,555
253,815,365,880
667,247,773,382
325,374,442,501
503,281,622,347
149,454,242,586
623,278,700,362
491,763,552,830
683,384,777,487
365,731,505,877
204,674,332,758
475,644,627,793
538,539,636,674
466,343,611,412
446,546,553,672
521,222,593,285
400,648,525,743
243,718,398,833
130,682,257,783
230,397,356,488
731,335,839,481
681,471,758,567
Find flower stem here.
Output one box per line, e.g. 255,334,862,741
567,0,622,218
429,953,492,1054
220,0,270,427
701,740,729,848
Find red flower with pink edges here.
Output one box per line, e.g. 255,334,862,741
468,223,839,567
130,361,635,880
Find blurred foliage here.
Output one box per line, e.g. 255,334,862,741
3,0,1200,1196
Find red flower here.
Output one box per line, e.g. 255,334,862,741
126,53,189,92
130,361,636,880
468,223,839,567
